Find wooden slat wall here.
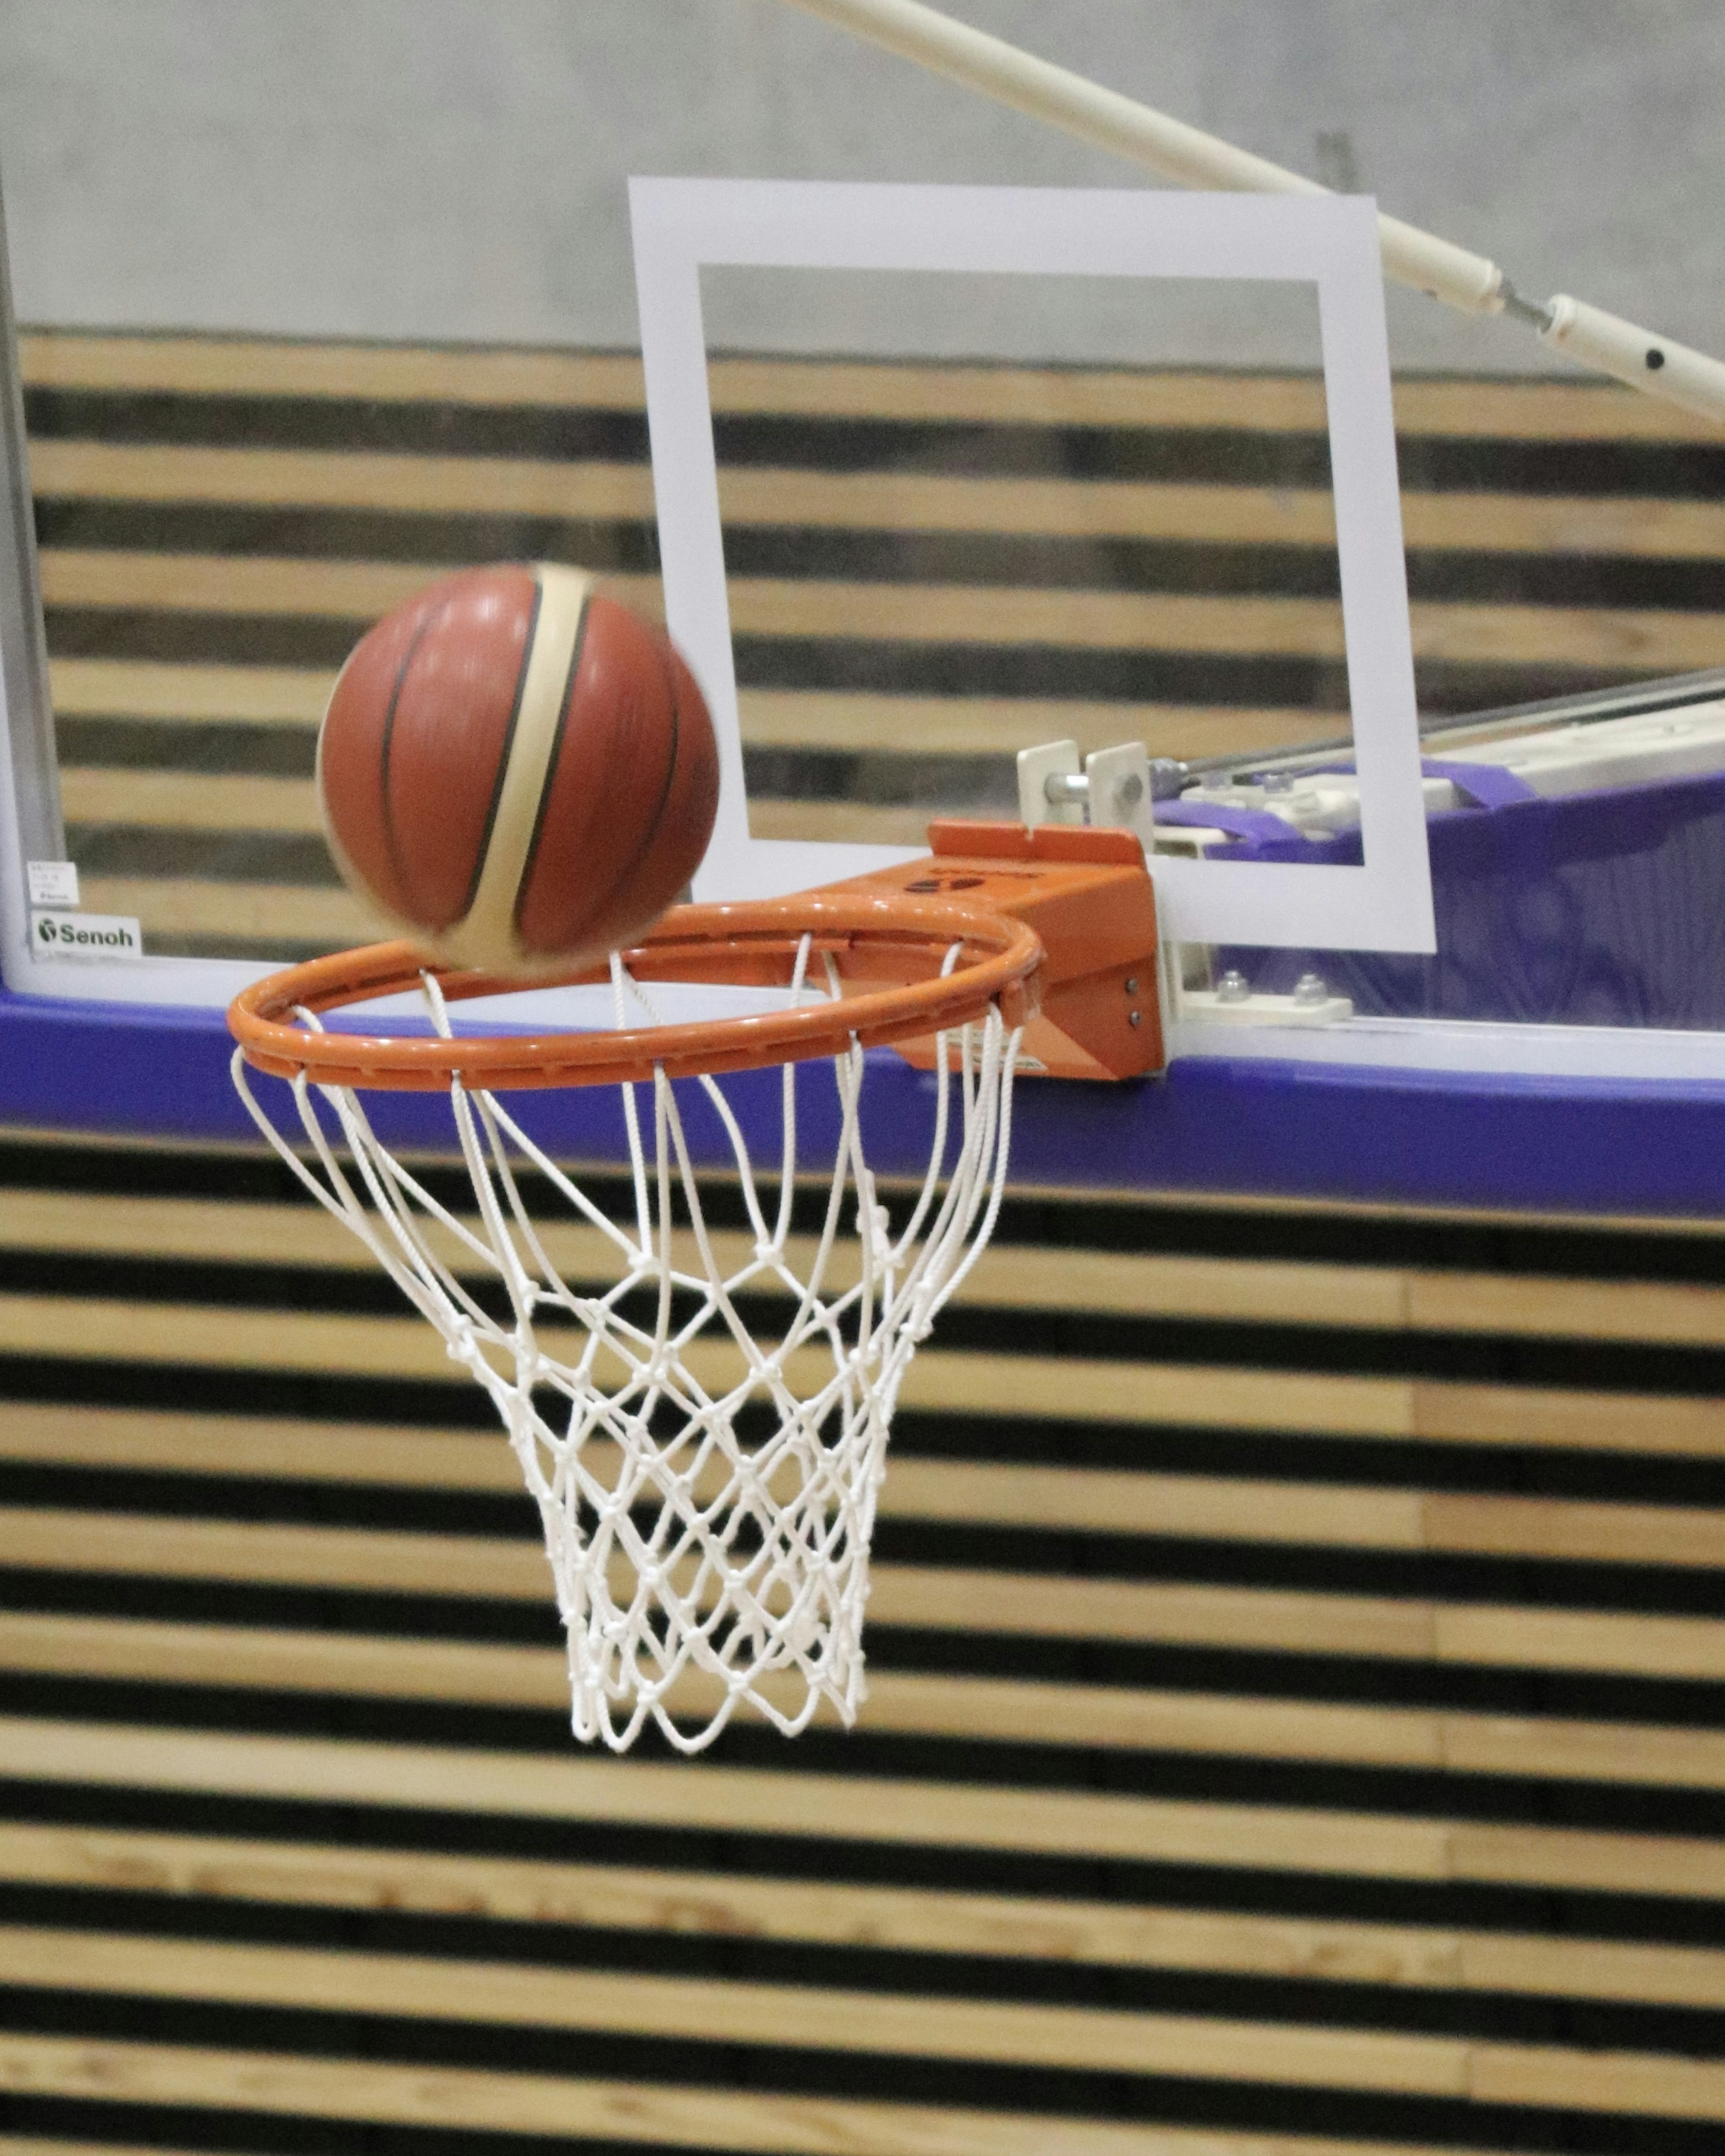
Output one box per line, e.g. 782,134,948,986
19,332,1725,961
4,332,1725,2153
2,1128,1725,2155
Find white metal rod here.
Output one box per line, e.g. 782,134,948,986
777,0,1503,307
774,0,1725,425
1541,297,1725,425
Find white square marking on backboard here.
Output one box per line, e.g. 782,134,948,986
630,178,1434,952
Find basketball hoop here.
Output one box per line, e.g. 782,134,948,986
229,886,1043,1754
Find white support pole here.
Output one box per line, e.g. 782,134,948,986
773,0,1725,425
1541,298,1725,425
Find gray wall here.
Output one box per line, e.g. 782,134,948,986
1,0,1720,372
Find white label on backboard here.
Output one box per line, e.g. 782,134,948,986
31,909,142,960
26,860,79,907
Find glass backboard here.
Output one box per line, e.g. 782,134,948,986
4,3,1725,1205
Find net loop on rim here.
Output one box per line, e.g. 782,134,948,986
229,894,1037,1753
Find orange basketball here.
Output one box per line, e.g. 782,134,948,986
317,564,720,976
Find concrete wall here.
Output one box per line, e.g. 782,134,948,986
0,0,1720,372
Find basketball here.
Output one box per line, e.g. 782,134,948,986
317,563,721,975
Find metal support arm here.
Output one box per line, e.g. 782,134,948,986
775,0,1725,425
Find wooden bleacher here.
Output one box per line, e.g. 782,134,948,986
0,333,1723,2156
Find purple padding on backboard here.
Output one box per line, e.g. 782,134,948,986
1419,757,1540,809
1217,766,1725,1030
1159,758,1531,854
1288,756,1537,809
0,987,840,1168
1152,801,1300,846
7,983,1725,1217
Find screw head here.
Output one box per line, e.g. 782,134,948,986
1128,1009,1142,1028
1124,976,1139,994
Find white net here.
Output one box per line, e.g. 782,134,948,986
232,941,1019,1753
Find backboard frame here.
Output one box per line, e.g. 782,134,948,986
0,177,62,928
631,176,1436,953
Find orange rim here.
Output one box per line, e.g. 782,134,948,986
228,890,1045,1091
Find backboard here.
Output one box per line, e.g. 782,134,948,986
633,178,1433,958
5,10,1725,1213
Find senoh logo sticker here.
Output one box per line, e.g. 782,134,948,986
31,910,143,960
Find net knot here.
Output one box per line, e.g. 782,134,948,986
444,1320,483,1369
855,1177,891,1251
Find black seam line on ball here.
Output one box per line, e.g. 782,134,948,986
541,625,686,949
511,585,592,932
459,574,544,925
378,591,456,920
